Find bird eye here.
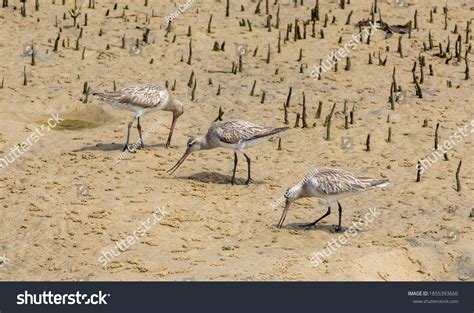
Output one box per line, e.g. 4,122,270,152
187,142,193,147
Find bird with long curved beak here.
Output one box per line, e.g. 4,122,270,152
277,168,389,231
168,119,289,185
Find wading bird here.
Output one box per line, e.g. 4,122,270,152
277,168,388,231
93,84,184,151
168,119,288,185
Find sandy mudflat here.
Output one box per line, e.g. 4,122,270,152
0,0,473,281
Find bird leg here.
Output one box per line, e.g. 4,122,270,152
136,117,145,149
244,153,252,185
123,115,137,152
303,206,331,228
231,152,238,185
166,115,178,148
335,202,343,232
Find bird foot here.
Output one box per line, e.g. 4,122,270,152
129,143,144,150
302,222,317,229
122,144,137,153
245,178,253,185
334,226,343,233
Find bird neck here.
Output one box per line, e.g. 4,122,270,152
287,183,306,202
165,98,184,116
196,136,212,150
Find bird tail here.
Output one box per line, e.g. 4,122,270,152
92,91,122,102
253,127,289,140
361,178,389,189
272,127,290,134
268,127,290,136
91,91,107,99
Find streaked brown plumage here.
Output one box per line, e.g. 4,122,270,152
277,168,389,231
207,119,289,147
168,119,289,185
93,84,183,151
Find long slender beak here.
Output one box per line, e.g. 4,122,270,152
166,115,178,148
167,148,191,175
277,201,290,228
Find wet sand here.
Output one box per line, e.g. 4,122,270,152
0,0,473,281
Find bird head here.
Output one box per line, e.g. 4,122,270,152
167,136,206,175
284,184,303,204
277,184,303,228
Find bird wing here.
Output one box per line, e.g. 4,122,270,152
212,120,287,144
308,168,368,195
93,84,169,108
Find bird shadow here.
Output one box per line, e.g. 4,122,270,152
74,143,167,152
175,172,265,185
279,222,347,234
